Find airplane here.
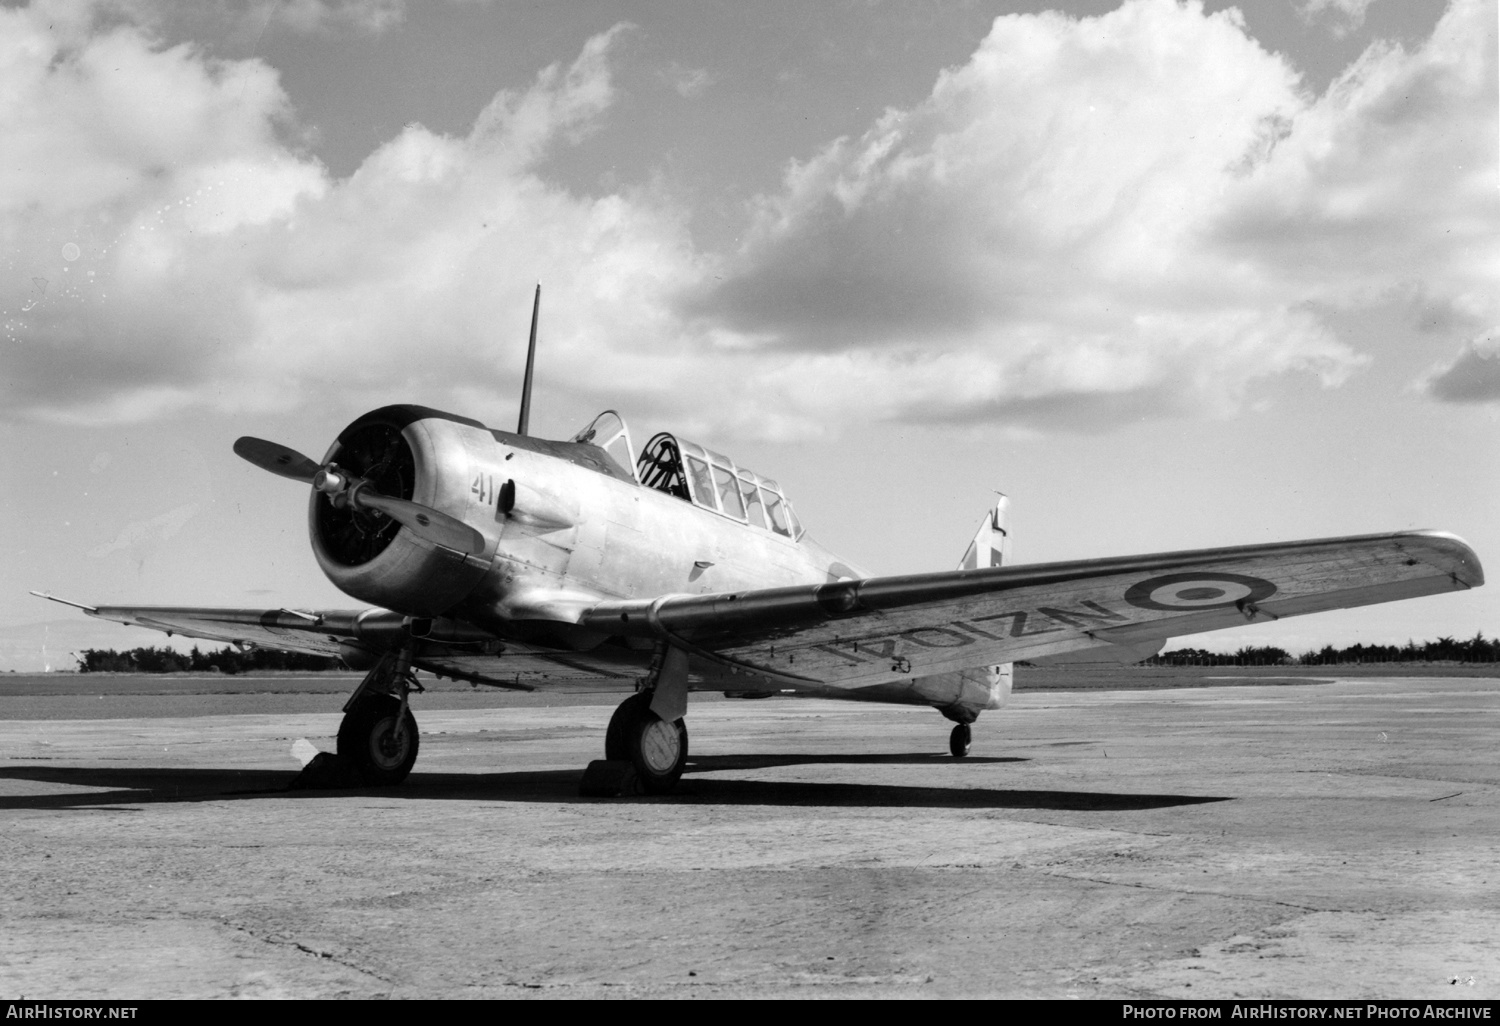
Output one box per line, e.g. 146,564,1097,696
34,288,1486,795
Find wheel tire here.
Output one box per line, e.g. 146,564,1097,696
949,722,972,758
606,691,687,794
338,694,419,785
604,692,638,761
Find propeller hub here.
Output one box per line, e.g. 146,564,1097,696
313,468,348,495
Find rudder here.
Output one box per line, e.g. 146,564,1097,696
958,494,1010,571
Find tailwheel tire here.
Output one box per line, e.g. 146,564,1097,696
606,691,688,794
949,722,972,758
338,694,419,785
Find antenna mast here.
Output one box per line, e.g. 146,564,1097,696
517,283,540,436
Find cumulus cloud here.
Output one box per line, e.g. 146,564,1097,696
257,0,405,36
659,62,712,99
108,0,406,41
1296,0,1380,37
685,0,1498,430
0,7,326,420
1421,335,1500,403
0,0,1495,439
0,13,702,425
1217,1,1496,306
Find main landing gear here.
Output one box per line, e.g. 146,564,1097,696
337,648,421,785
582,645,691,797
605,691,688,794
339,693,419,785
949,722,972,758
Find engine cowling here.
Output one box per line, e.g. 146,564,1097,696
309,405,493,616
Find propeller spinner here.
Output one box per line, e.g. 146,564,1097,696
234,435,485,555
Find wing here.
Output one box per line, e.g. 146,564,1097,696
77,605,366,657
62,604,638,692
581,531,1483,688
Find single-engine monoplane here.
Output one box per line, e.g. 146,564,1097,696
36,291,1485,793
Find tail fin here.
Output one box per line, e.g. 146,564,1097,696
958,493,1010,570
925,494,1013,723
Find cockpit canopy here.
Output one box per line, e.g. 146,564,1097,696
638,433,803,539
571,411,803,540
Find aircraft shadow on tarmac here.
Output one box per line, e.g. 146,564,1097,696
0,764,1230,812
689,752,1024,770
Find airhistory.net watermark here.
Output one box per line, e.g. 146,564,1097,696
5,1008,137,1019
1122,1007,1492,1020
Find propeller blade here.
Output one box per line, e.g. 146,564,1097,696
356,491,486,555
235,435,485,554
234,437,322,483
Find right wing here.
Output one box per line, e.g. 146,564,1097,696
37,601,638,691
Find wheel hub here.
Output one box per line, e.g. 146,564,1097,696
370,716,410,769
639,718,681,774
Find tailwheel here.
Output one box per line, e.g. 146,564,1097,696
606,691,688,794
338,694,419,785
949,722,972,758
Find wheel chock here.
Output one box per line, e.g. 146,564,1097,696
579,759,638,797
289,751,367,790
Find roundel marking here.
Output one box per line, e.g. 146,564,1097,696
1124,572,1277,612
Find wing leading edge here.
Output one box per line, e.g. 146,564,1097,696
581,530,1482,688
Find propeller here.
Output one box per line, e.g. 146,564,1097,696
234,436,486,556
233,436,321,483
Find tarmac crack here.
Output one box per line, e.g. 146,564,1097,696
1037,869,1338,914
217,917,395,989
481,976,934,995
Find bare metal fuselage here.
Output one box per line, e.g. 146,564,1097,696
307,406,1007,717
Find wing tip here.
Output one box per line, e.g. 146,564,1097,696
1402,530,1485,588
29,590,100,614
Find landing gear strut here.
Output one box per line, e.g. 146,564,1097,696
605,691,688,794
337,647,421,785
949,722,972,758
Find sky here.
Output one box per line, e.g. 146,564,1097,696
1,0,1496,671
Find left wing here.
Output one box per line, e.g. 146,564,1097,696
581,531,1483,687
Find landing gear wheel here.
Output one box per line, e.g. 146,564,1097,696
949,722,972,758
338,694,419,785
606,691,688,794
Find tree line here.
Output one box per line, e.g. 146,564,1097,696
1145,633,1500,667
70,631,1500,673
74,645,341,674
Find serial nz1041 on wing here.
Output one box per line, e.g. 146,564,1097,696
37,293,1485,794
